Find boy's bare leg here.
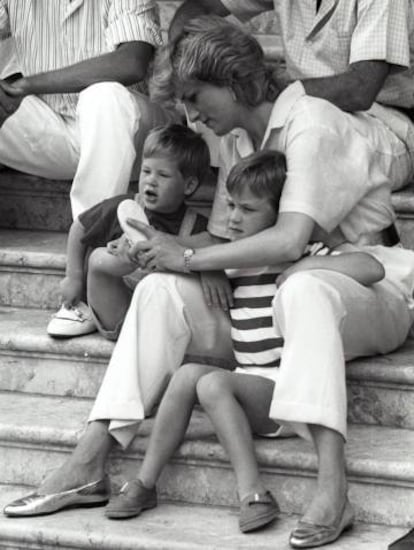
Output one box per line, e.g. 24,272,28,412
138,363,217,488
39,420,115,493
196,371,276,500
87,247,133,333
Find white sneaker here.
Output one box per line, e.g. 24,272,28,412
47,301,97,338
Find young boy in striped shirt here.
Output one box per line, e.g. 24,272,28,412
104,150,385,533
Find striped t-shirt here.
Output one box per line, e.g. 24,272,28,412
0,0,162,117
226,242,332,368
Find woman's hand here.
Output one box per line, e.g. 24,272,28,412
200,271,233,310
126,219,186,272
60,275,84,307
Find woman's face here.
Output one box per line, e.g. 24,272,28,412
180,81,243,136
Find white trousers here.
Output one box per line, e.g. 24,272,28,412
89,270,412,448
89,273,234,448
0,82,172,218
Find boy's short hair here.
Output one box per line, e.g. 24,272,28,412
143,124,210,186
226,150,287,210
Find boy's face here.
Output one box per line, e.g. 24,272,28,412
139,155,196,213
226,187,277,241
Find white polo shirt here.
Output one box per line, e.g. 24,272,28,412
208,82,395,243
222,0,414,109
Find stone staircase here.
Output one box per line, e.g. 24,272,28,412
0,171,414,550
0,2,413,548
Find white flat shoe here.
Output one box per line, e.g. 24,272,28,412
47,301,96,338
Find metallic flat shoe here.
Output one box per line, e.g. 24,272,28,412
3,476,110,517
289,498,354,548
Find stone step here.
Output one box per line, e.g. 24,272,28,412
0,229,66,309
2,169,414,247
0,486,406,550
0,167,215,233
1,305,414,430
0,392,413,527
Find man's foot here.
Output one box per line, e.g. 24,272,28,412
105,479,157,519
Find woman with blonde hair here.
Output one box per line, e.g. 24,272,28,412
5,16,413,550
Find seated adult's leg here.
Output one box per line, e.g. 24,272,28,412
89,272,233,449
270,270,411,532
0,95,78,178
71,84,174,217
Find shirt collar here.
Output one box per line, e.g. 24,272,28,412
228,81,307,155
261,81,307,144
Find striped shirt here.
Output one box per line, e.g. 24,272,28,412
226,243,332,368
222,0,414,108
0,0,162,116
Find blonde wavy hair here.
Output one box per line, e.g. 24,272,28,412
150,16,281,109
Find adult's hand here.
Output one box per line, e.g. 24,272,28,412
0,79,25,126
200,270,233,310
126,218,187,273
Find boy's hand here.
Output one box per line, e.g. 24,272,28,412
107,235,131,257
60,275,84,307
200,271,233,310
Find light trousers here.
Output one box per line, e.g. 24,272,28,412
89,269,412,448
0,82,172,218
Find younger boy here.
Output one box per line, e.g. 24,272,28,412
47,124,210,339
104,150,384,533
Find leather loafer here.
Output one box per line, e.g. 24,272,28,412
3,476,110,517
105,479,157,519
239,490,280,533
289,498,354,548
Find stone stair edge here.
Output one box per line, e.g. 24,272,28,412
0,484,407,550
0,392,413,486
1,306,414,380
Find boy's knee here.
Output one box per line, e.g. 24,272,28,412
168,364,206,396
196,371,228,408
87,247,108,273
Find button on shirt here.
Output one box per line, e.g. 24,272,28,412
0,0,162,117
208,82,395,244
222,0,414,109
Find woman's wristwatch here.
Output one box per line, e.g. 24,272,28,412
183,248,195,273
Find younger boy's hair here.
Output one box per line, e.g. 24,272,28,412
143,124,210,187
226,149,287,209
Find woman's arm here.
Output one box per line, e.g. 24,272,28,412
128,212,316,272
277,251,385,287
